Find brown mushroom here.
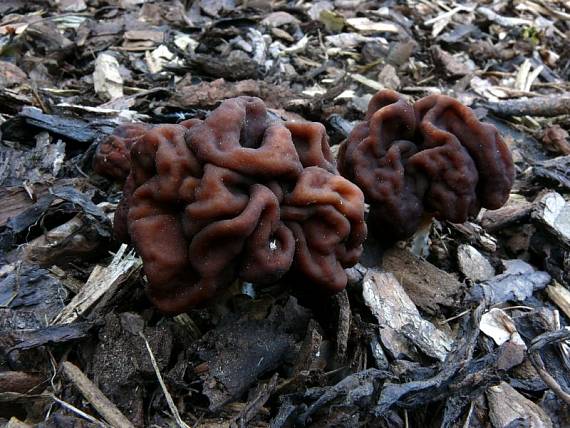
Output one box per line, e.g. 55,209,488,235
92,123,150,182
93,119,202,183
338,89,514,242
115,97,366,313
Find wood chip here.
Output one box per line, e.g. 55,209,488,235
457,244,495,282
382,247,462,314
51,244,142,325
547,282,570,320
487,382,553,428
346,17,399,33
362,269,453,361
124,30,165,43
533,192,570,245
93,52,124,101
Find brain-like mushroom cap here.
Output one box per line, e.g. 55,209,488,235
114,97,366,313
338,89,514,241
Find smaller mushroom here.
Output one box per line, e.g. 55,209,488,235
338,89,514,242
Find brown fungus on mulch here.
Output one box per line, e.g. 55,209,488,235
93,123,150,182
93,119,202,183
114,97,366,314
338,89,515,242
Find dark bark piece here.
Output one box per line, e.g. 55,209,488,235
0,321,95,370
168,78,302,110
233,373,279,428
528,329,570,405
194,297,310,410
532,155,570,191
0,133,65,187
338,89,514,242
272,368,389,427
0,183,109,257
516,312,570,407
430,45,473,76
466,260,551,305
1,107,115,144
0,0,48,14
188,51,261,80
0,61,27,88
480,198,534,232
36,414,100,428
23,21,74,58
0,264,68,325
0,371,44,394
0,184,53,228
374,305,519,416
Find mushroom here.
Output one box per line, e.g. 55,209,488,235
338,89,514,242
114,97,367,313
93,123,150,182
93,119,201,183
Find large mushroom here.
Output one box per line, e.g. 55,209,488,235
113,97,367,313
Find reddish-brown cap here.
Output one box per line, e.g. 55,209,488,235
338,89,514,241
115,97,366,313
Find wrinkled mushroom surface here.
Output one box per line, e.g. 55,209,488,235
93,123,150,182
93,119,202,182
338,89,514,241
115,97,366,313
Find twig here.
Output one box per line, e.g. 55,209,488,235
481,95,570,117
61,361,135,428
477,7,533,26
139,332,191,428
51,394,107,427
528,328,570,405
438,309,470,325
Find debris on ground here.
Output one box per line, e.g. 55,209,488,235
1,1,569,426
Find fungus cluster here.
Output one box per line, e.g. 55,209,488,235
95,91,514,314
110,97,367,313
338,90,514,242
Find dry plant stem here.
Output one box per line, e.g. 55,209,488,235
61,361,135,428
483,95,570,117
50,394,106,427
139,332,191,428
528,328,570,405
